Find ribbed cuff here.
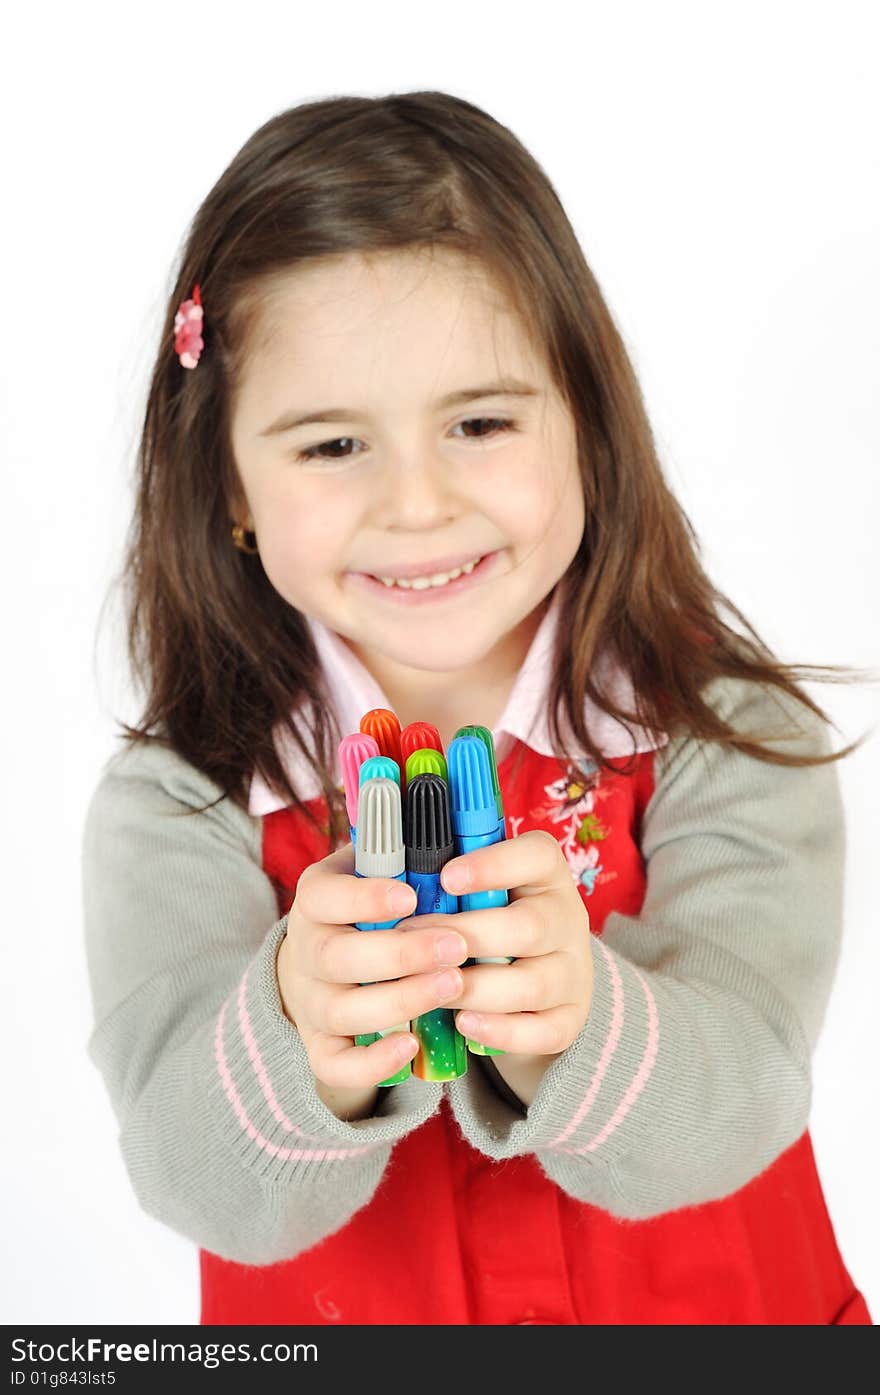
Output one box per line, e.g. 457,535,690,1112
207,916,444,1185
447,932,663,1168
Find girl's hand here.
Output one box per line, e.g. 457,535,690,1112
276,842,470,1091
397,829,595,1062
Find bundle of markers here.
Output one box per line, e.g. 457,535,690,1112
339,709,511,1087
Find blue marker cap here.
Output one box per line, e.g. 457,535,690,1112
447,736,497,839
454,724,503,823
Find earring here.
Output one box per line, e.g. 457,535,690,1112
231,523,259,554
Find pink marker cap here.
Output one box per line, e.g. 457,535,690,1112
338,732,380,826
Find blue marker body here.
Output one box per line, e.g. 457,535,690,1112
456,829,508,912
353,870,411,1085
353,775,411,1085
409,870,457,918
406,859,467,1080
403,772,467,1080
447,735,513,1057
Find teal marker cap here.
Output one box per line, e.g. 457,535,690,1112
359,755,401,788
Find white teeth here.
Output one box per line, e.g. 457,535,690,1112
375,557,481,589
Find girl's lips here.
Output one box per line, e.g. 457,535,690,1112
346,550,502,604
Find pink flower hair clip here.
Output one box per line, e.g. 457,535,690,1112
174,282,204,369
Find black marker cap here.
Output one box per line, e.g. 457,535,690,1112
405,773,455,874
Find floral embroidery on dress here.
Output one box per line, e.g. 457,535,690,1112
528,757,618,894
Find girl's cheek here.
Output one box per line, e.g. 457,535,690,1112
255,510,331,585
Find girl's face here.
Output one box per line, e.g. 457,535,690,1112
230,248,585,678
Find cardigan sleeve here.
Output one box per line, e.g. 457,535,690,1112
81,740,443,1266
445,674,847,1219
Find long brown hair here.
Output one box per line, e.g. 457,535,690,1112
105,90,876,840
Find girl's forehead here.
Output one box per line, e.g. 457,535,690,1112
234,252,551,420
251,248,521,347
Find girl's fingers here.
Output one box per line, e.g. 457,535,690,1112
313,1030,419,1091
395,896,569,958
450,953,574,1015
439,828,567,899
314,966,465,1038
307,922,468,984
455,1002,579,1057
295,851,418,928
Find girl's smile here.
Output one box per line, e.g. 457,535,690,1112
345,547,504,604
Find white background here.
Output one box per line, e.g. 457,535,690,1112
2,0,877,1324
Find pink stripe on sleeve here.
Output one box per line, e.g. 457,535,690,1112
554,953,659,1157
547,937,625,1147
235,962,326,1141
213,982,379,1161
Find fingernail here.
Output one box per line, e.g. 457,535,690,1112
433,969,462,1000
389,886,417,915
434,932,467,965
443,861,469,893
457,1012,482,1034
395,1034,418,1060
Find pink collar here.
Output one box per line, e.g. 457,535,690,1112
248,590,667,815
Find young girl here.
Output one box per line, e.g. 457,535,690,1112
82,90,874,1325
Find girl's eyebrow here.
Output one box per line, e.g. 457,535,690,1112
258,379,541,436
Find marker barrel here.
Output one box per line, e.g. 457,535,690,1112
407,871,468,1081
354,872,412,1087
447,734,512,1059
354,776,410,1087
455,835,512,1058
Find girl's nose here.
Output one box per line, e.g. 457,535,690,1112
376,446,460,531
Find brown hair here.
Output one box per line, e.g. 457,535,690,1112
104,90,877,840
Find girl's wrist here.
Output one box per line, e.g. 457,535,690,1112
483,1050,562,1110
314,1075,380,1122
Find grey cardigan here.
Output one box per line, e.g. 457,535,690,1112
81,674,845,1265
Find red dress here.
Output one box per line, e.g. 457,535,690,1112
201,741,871,1325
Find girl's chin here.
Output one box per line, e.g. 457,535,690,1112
336,612,502,673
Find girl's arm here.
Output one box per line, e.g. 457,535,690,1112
446,673,847,1219
81,741,443,1266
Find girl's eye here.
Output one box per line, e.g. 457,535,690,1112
294,417,518,463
